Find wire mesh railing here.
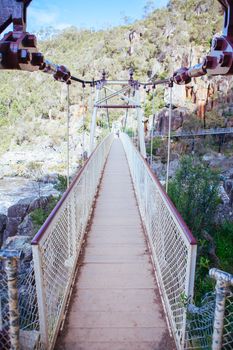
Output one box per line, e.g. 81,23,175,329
0,266,10,349
185,293,216,350
0,257,43,350
184,287,233,350
31,133,113,350
222,288,233,349
120,132,197,350
18,263,43,350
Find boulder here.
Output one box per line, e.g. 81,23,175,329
169,158,180,178
2,235,32,270
219,184,230,205
224,179,233,194
18,215,34,237
7,202,29,219
0,214,7,247
3,217,22,241
156,107,189,134
0,214,7,233
225,180,233,207
28,196,51,212
152,160,165,180
215,203,233,224
164,84,186,107
203,152,220,162
1,195,54,246
4,200,30,242
40,174,58,184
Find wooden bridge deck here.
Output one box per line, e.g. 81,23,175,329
55,139,175,350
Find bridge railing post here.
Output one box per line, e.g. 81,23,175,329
209,268,233,350
32,245,49,349
89,89,100,156
0,250,21,350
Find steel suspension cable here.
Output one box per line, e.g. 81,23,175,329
150,89,155,166
124,107,128,132
124,90,131,132
132,89,137,143
165,82,173,193
104,88,111,131
141,88,147,152
81,84,86,163
67,83,70,188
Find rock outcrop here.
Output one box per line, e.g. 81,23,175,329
156,107,190,133
0,214,7,246
2,195,52,244
2,235,33,271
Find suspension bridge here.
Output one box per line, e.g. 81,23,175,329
0,1,233,350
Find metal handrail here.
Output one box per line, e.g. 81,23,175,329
31,134,113,245
140,152,196,245
31,133,114,350
120,132,197,350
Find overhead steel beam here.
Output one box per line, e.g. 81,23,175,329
95,104,141,109
95,86,129,105
104,86,138,105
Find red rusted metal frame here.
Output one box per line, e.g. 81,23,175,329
173,0,233,84
0,0,32,33
31,137,109,245
128,137,197,245
0,0,71,82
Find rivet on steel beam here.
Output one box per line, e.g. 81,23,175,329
212,37,226,51
18,49,30,63
31,52,44,66
24,34,37,48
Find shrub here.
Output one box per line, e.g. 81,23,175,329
168,156,220,238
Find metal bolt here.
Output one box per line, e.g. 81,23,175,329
212,37,226,51
31,52,44,66
24,34,37,48
219,53,231,67
18,49,30,63
203,56,217,70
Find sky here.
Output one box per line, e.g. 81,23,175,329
27,0,168,32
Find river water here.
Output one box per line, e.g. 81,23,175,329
0,177,60,214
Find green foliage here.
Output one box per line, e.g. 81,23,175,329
125,128,134,137
146,137,162,154
30,196,60,233
205,111,225,128
168,157,233,301
168,156,220,238
144,98,152,118
158,71,168,80
182,113,202,131
30,208,45,228
214,222,233,274
55,175,67,193
153,88,166,111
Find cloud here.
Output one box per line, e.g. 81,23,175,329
28,3,70,31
